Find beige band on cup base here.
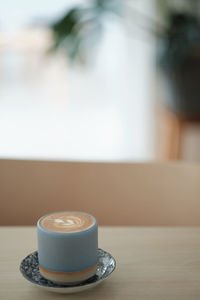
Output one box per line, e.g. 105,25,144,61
39,263,98,285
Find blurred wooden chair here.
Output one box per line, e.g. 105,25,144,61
162,109,200,159
0,159,200,226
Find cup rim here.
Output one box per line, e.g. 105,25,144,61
37,210,98,235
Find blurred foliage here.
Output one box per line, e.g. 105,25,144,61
49,0,200,67
157,0,200,69
50,0,122,64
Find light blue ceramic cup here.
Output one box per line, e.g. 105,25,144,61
37,211,98,284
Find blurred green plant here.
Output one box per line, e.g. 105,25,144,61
49,0,200,67
157,0,200,69
50,0,122,64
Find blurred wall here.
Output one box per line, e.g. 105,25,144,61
0,159,200,226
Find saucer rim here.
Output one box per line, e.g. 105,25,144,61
20,248,116,290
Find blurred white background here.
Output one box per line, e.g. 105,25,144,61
0,0,156,161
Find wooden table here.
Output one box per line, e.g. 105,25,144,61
1,227,200,300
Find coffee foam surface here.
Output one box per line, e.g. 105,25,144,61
40,212,95,233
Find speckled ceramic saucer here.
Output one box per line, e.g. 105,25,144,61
20,249,116,294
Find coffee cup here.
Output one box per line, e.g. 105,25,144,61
37,211,98,285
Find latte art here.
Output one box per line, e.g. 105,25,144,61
40,212,94,233
54,216,84,229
